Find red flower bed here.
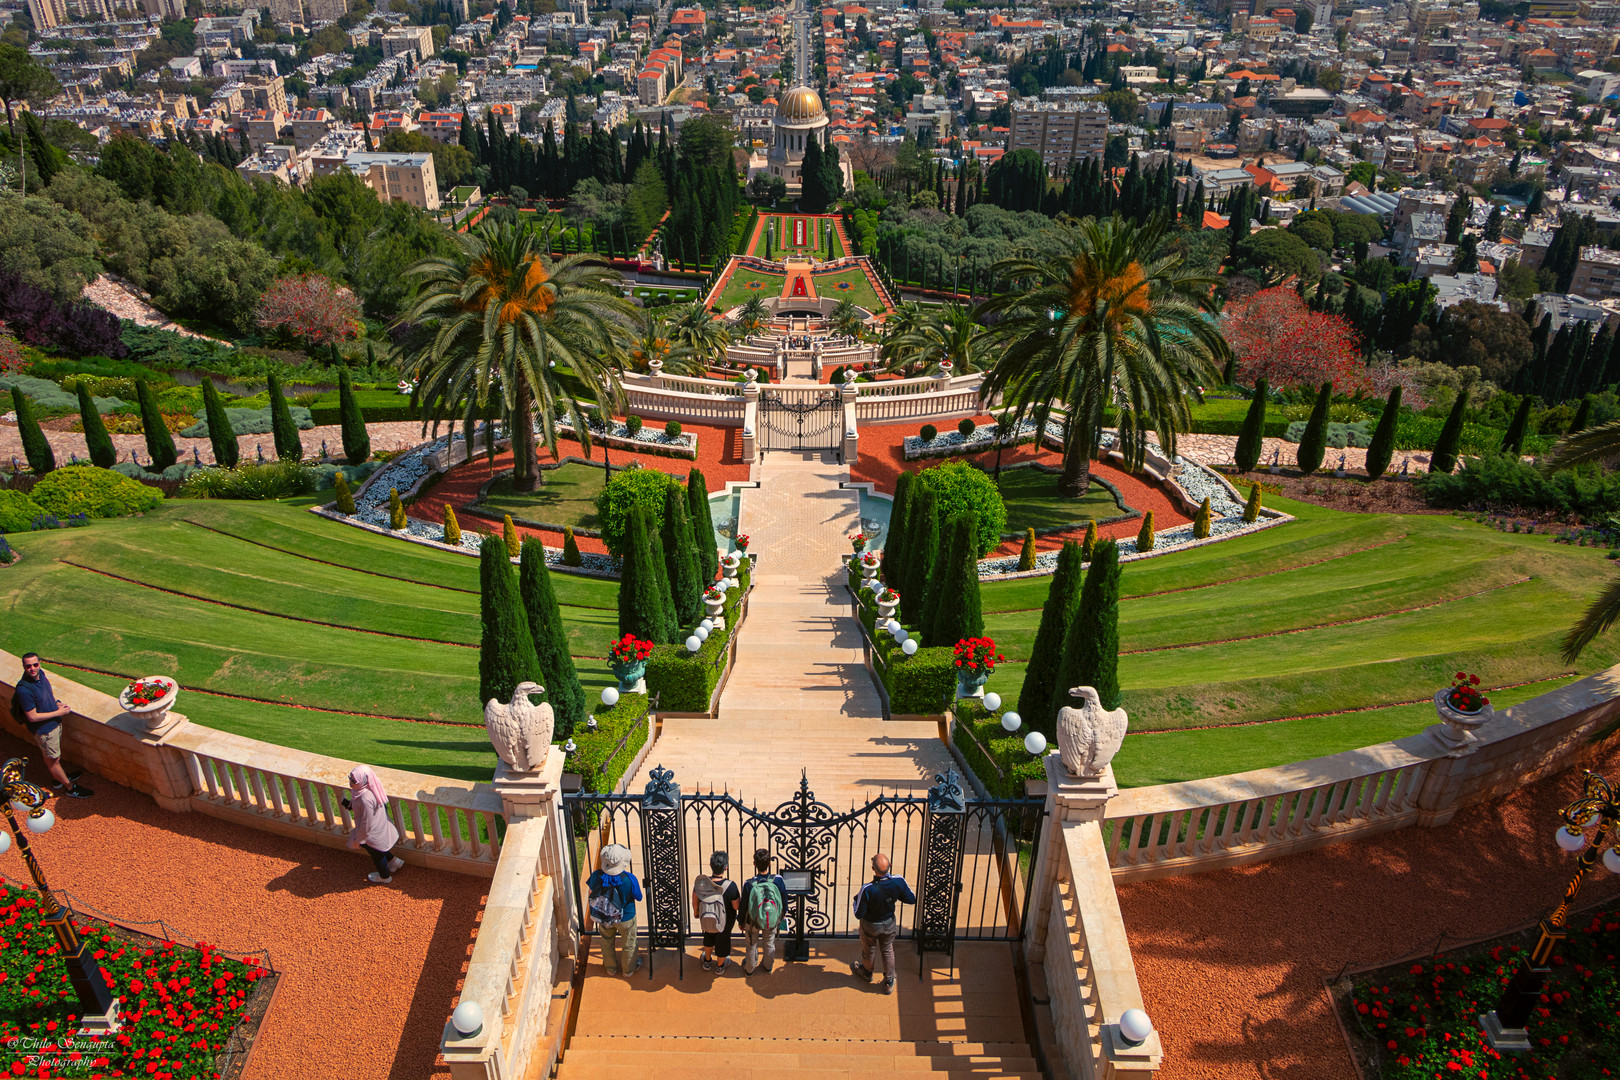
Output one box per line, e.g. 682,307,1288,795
1346,907,1620,1079
952,637,1004,673
0,885,269,1078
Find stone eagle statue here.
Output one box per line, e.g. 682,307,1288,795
484,682,553,773
1055,686,1128,778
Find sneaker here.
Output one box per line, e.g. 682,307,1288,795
387,857,405,873
715,958,730,973
51,772,84,790
62,785,93,799
701,954,713,971
366,872,393,884
850,961,872,982
883,977,895,995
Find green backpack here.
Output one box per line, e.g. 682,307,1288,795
747,876,784,932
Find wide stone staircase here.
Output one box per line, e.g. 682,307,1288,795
555,944,1041,1080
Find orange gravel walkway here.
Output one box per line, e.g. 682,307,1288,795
0,730,484,1080
1120,739,1620,1080
408,425,750,556
852,419,1194,556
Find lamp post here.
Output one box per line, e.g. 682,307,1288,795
1479,769,1620,1050
0,758,120,1033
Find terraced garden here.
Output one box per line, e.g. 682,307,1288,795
0,499,621,782
977,495,1620,787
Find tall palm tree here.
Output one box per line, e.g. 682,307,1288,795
829,296,867,340
880,303,989,375
978,214,1229,496
629,311,702,375
671,302,731,368
1542,424,1620,661
733,295,770,338
398,222,641,492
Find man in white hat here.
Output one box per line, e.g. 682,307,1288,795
586,844,644,976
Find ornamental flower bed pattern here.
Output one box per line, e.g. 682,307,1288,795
1344,909,1620,1079
0,885,270,1078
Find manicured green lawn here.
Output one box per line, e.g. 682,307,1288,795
477,463,608,533
714,268,787,311
997,465,1126,536
0,499,620,774
974,496,1620,782
811,267,883,312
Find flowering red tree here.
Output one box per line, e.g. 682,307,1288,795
0,321,23,375
1222,287,1366,392
255,274,363,347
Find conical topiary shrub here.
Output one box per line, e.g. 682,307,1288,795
1019,540,1084,734
333,472,356,514
389,487,406,530
1499,394,1533,457
1234,377,1268,473
1193,497,1211,540
1570,396,1592,435
1136,510,1154,553
1430,388,1469,475
519,537,587,738
136,379,178,471
77,383,117,470
686,468,719,585
1364,384,1401,480
661,481,703,628
929,513,984,647
338,368,370,465
200,378,238,469
504,514,520,556
1082,519,1097,560
921,511,962,645
12,388,54,474
1017,527,1036,571
1050,539,1122,723
618,505,676,642
1243,484,1261,523
883,470,915,580
1295,381,1331,477
267,371,302,462
444,504,461,543
562,526,582,566
479,538,544,706
906,489,943,628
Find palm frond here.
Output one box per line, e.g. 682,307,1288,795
1563,570,1620,663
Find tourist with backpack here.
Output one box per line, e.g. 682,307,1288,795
586,844,644,976
850,853,916,995
691,850,740,973
738,847,787,975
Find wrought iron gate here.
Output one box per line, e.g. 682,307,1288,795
758,389,841,452
561,766,1046,977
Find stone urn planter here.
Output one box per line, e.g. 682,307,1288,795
955,670,990,700
610,659,648,694
876,590,899,621
860,555,880,583
1433,685,1493,747
119,676,179,734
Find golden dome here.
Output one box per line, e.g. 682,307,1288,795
776,85,827,122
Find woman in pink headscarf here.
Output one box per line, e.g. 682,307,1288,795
343,764,402,884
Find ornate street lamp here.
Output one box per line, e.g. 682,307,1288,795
1480,769,1620,1050
0,758,120,1033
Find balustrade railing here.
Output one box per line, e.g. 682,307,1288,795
856,388,982,421
622,385,747,425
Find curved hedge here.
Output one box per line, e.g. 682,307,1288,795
0,490,47,534
29,466,163,519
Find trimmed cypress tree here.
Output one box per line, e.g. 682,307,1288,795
266,371,302,462
1136,510,1155,552
1430,388,1469,475
1082,519,1098,560
1499,394,1534,457
519,537,587,738
1050,539,1123,723
1234,377,1268,473
389,488,406,529
930,513,984,647
921,510,961,644
902,488,941,626
1017,527,1037,571
1243,484,1261,523
76,383,116,469
1570,396,1593,435
883,470,916,580
504,514,520,556
1295,381,1332,476
1364,384,1402,480
479,539,544,706
135,379,178,471
1018,540,1085,732
1193,497,1211,539
199,378,238,469
338,368,371,465
686,468,718,584
444,504,461,543
12,388,54,474
619,505,676,642
661,481,703,627
562,526,582,565
333,472,356,514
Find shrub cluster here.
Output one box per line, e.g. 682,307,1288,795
645,557,750,711
951,701,1046,799
570,693,653,796
1417,453,1620,522
178,460,320,500
0,271,127,358
30,465,163,518
595,465,680,556
0,489,47,533
1283,419,1372,449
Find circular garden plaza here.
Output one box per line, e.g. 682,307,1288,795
5,214,1620,1080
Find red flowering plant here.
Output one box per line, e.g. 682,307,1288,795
849,532,868,552
608,635,655,664
253,274,362,348
0,884,269,1078
1447,671,1489,713
734,534,750,551
0,322,24,376
952,637,1004,673
122,678,175,709
877,586,899,605
703,585,724,602
1347,909,1620,1079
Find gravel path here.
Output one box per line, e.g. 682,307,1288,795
0,729,483,1080
1120,738,1620,1080
81,275,230,343
1170,432,1451,476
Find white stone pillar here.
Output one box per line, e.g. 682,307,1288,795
840,373,859,463
742,375,759,463
491,750,577,955
1025,756,1117,966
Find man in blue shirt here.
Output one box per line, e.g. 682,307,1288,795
585,843,644,976
850,852,916,994
13,654,92,799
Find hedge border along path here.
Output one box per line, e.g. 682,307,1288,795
0,498,624,781
0,418,440,470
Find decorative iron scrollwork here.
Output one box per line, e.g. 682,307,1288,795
643,764,680,810
928,769,966,814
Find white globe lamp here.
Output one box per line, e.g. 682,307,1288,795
1556,825,1588,852
1024,731,1047,756
451,1001,484,1037
0,831,9,855
1605,847,1620,875
601,686,620,707
983,692,1002,713
901,639,919,656
686,635,702,653
1001,711,1022,733
695,626,710,642
25,809,54,834
1118,1009,1154,1047
701,618,715,631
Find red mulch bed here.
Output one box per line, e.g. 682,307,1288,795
853,419,1194,558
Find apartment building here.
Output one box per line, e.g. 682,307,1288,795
1008,100,1108,166
343,151,440,210
1571,246,1620,301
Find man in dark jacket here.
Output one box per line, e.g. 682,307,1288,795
850,852,916,994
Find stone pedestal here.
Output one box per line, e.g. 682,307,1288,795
492,750,578,957
140,711,196,813
492,749,564,822
1025,757,1118,965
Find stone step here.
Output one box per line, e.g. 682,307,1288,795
566,1037,1035,1058
572,1013,1030,1043
559,1063,1041,1080
562,1045,1038,1071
